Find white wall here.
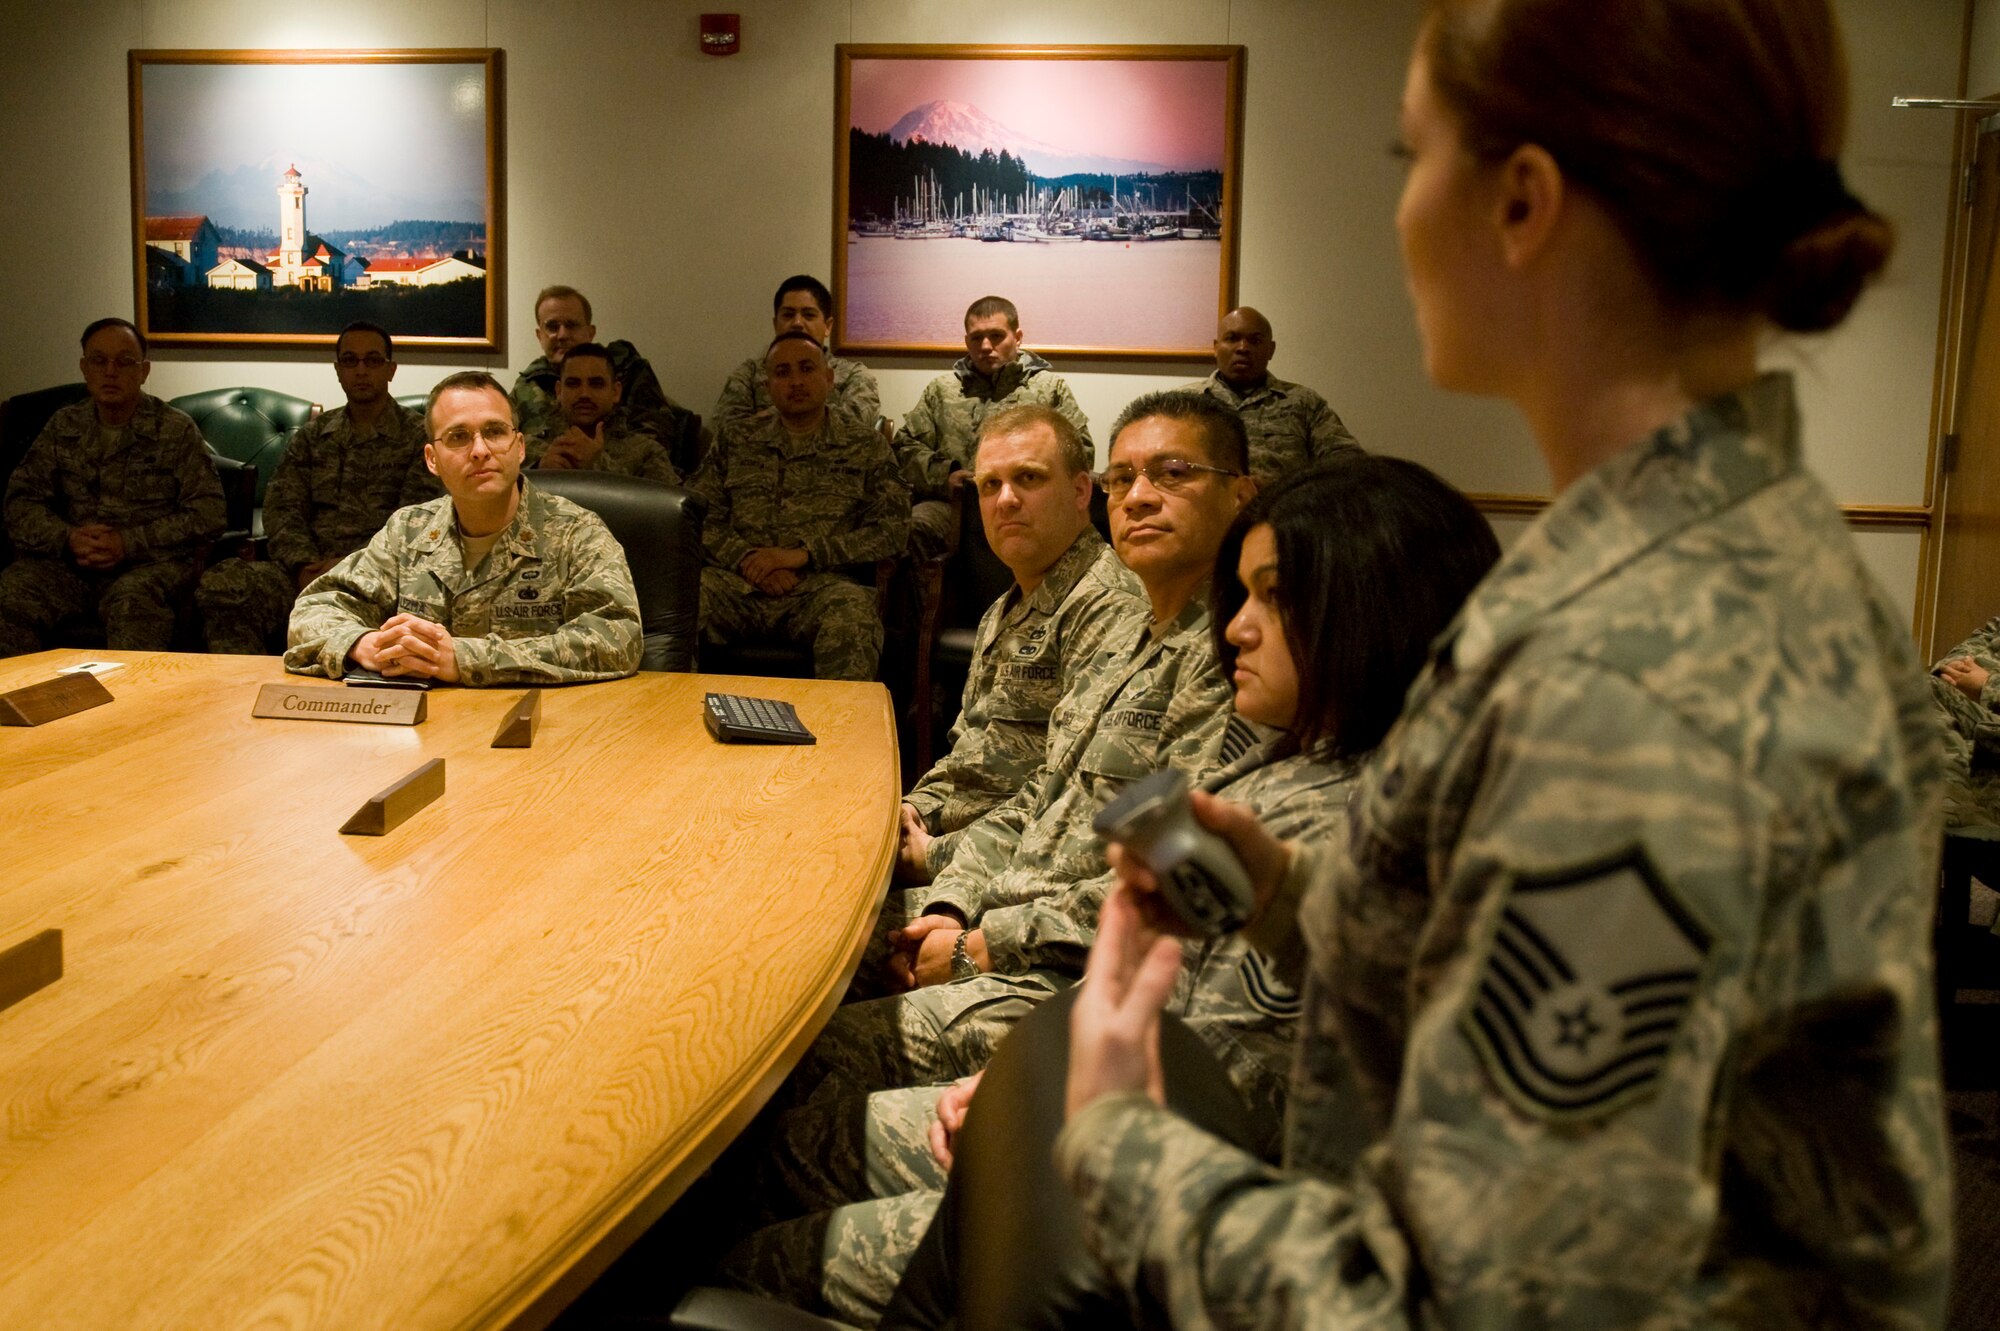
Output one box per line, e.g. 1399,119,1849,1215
1974,0,2000,95
0,0,1968,622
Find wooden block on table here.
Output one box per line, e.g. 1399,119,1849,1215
491,689,543,748
339,759,445,836
0,674,112,726
0,929,63,1013
253,683,426,725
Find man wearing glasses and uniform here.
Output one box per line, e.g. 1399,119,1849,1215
0,317,225,656
197,321,439,654
285,370,642,686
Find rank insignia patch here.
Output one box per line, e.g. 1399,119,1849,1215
1462,848,1711,1123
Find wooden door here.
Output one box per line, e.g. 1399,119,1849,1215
1929,112,2000,661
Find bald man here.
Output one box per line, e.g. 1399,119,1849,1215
1179,306,1359,483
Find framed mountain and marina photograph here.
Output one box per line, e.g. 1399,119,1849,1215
834,44,1245,362
128,49,503,351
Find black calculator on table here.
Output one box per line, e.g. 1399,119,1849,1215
703,692,816,744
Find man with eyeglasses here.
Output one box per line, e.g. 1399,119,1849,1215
525,342,679,483
284,370,642,685
195,321,439,655
690,333,907,681
1179,306,1360,483
0,317,225,656
781,390,1253,1106
511,284,690,446
892,295,1093,560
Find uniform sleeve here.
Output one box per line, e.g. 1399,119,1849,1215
1060,660,1946,1329
903,598,1007,825
915,769,1045,914
611,345,677,442
711,359,762,433
1303,389,1361,457
261,423,319,575
629,437,680,485
688,441,750,572
122,416,226,560
892,384,955,500
2,422,71,555
452,516,643,685
805,443,908,570
835,361,882,430
399,448,444,508
283,521,405,677
1048,378,1094,457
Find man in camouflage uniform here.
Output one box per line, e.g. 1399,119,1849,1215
1178,307,1360,484
0,317,225,656
893,295,1093,559
511,284,690,444
286,370,641,685
524,341,679,483
196,321,439,654
689,333,908,681
712,275,880,434
1057,374,1951,1328
1929,614,2000,830
721,732,1359,1326
782,391,1255,1109
897,403,1143,883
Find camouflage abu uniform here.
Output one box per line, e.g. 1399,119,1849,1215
1928,614,2000,830
1056,373,1951,1330
893,352,1092,559
285,480,642,685
0,394,224,656
525,424,680,485
712,352,881,435
784,601,1233,1107
689,410,908,681
1176,370,1360,484
511,339,690,444
904,530,1144,872
197,401,438,654
720,738,1359,1327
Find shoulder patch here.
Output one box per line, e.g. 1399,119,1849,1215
1461,848,1711,1124
1236,949,1301,1019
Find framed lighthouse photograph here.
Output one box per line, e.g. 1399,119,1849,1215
128,49,503,351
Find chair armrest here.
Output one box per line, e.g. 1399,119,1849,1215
670,1286,860,1331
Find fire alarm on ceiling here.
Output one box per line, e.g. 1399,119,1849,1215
700,14,741,56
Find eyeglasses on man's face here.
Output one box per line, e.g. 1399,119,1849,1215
84,355,143,373
433,422,518,450
1096,456,1241,498
336,353,390,369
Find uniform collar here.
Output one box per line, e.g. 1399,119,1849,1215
410,478,542,560
1450,371,1802,674
953,349,1049,396
1206,371,1290,405
1020,526,1107,615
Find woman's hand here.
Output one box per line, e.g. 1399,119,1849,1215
1065,885,1183,1119
1105,790,1297,937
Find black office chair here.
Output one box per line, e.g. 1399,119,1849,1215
525,470,705,672
0,382,90,568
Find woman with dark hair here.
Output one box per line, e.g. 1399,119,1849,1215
706,456,1496,1326
1054,1,1949,1327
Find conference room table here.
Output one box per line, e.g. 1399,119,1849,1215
0,649,900,1330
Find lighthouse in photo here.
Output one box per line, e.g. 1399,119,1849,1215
277,163,306,273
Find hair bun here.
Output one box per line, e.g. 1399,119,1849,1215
1762,205,1894,332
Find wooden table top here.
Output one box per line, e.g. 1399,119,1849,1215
0,651,898,1330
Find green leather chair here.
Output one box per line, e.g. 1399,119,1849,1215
169,386,317,510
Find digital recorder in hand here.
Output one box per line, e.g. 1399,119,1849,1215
1092,768,1256,936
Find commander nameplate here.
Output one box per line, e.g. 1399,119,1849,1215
255,683,426,725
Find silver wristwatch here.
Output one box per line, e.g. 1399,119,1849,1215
950,930,979,982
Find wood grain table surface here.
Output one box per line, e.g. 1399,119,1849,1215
0,650,899,1330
